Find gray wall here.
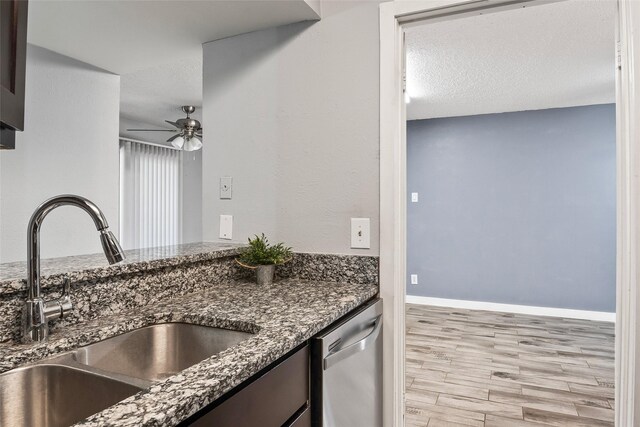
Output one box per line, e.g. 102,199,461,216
407,104,616,312
201,1,381,254
0,45,120,263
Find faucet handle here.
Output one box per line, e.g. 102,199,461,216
43,276,73,321
59,276,73,318
61,276,71,297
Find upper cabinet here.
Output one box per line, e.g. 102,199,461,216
0,0,28,150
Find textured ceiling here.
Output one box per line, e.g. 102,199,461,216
119,54,203,145
405,0,616,120
27,0,321,145
27,0,320,75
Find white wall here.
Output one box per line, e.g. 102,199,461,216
303,0,322,17
202,1,382,254
182,150,203,243
0,45,120,263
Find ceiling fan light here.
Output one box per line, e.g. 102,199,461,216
171,136,185,149
183,136,202,152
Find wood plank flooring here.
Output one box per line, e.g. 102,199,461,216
405,304,615,427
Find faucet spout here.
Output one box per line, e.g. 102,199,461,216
100,230,125,264
23,194,125,342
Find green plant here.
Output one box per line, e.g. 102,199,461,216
239,233,292,266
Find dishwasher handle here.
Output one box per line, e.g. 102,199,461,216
323,314,382,370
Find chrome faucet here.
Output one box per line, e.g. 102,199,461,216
23,195,125,343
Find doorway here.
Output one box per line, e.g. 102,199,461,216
404,3,617,424
379,0,638,426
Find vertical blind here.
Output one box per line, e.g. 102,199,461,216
119,139,182,249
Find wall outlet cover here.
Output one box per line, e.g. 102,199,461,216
411,274,418,285
411,192,419,203
350,217,370,249
220,177,233,199
219,214,233,240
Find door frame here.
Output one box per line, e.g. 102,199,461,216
379,1,637,426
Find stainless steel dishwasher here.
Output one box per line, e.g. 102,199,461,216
311,298,383,427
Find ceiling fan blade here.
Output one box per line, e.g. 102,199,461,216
165,120,181,129
127,128,177,132
167,134,182,143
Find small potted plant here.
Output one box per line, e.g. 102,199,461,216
236,234,292,285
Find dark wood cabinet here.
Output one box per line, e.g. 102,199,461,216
287,406,311,427
184,344,310,427
0,0,28,150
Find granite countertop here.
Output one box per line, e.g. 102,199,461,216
0,278,378,426
0,242,245,294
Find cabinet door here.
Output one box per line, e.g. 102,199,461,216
0,0,28,149
188,345,309,427
287,407,311,427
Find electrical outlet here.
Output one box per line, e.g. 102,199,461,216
350,218,370,249
411,192,419,203
220,177,233,199
219,215,233,239
410,274,418,285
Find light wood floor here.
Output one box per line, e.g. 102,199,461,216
405,304,615,427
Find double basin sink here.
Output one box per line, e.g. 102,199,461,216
0,323,253,427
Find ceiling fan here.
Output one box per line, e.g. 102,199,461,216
127,105,203,151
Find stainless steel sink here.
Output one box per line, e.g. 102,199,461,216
0,364,141,427
0,322,252,426
74,322,253,381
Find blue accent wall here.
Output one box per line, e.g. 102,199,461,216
407,104,616,312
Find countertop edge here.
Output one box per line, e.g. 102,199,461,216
0,243,245,294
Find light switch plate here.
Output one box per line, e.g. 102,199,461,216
411,192,419,203
350,218,370,249
219,215,233,240
411,274,418,285
220,177,233,199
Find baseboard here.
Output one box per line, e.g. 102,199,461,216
405,295,616,322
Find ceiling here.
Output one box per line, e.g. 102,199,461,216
119,54,203,144
27,0,321,145
27,0,320,75
405,0,616,121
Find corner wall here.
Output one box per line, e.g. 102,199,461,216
0,45,120,263
182,150,203,243
201,1,381,255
